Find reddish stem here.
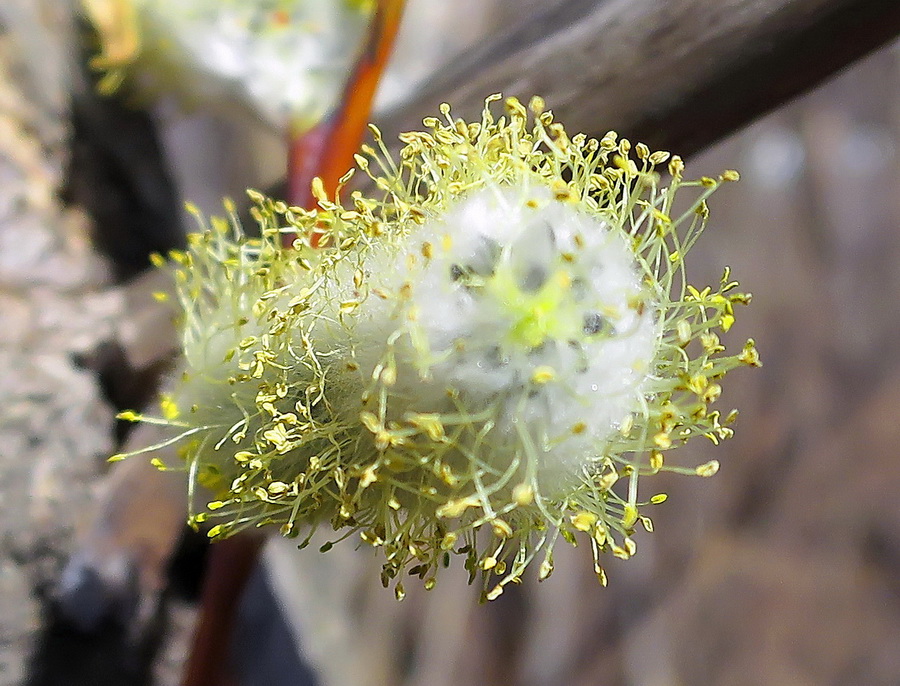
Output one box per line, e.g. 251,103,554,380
181,534,265,686
285,0,407,246
182,3,407,684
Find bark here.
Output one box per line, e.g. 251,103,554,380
375,0,900,157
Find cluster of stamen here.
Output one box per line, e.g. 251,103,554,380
120,95,759,601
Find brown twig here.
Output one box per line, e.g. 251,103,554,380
375,0,900,158
181,534,266,686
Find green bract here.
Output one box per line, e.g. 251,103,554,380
122,95,759,601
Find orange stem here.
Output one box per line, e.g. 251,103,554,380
182,5,407,684
286,0,407,245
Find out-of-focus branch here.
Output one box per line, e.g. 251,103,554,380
375,0,900,157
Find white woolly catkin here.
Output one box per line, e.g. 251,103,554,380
354,186,658,490
135,1,367,128
130,98,757,598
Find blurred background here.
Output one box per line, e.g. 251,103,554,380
0,1,898,685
